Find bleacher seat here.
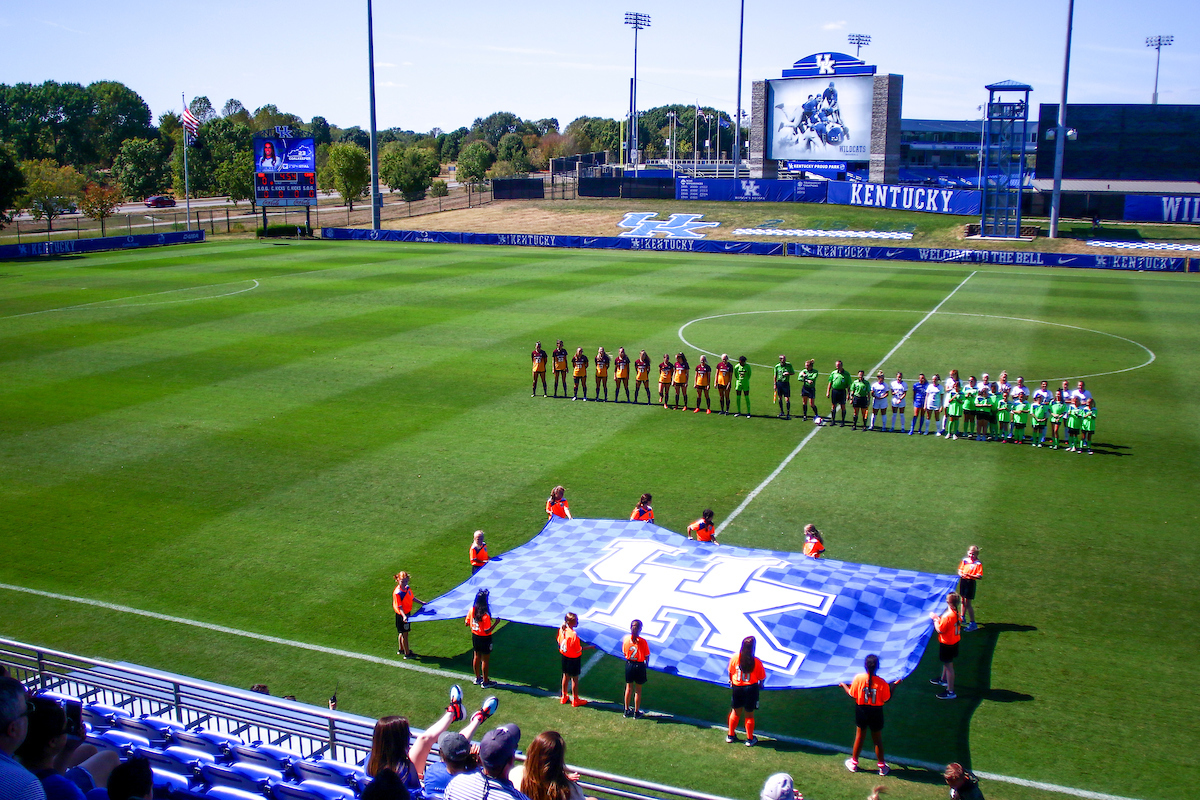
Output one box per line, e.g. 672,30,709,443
152,768,192,798
134,745,217,781
232,743,295,772
83,703,133,730
271,780,356,800
92,729,152,755
115,715,187,747
207,787,271,800
200,762,283,794
289,760,365,790
173,729,244,759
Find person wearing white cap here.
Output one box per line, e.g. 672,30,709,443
759,773,802,800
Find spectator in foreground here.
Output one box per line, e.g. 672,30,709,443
16,696,118,800
360,769,410,800
759,773,801,800
0,677,46,800
444,723,528,800
104,756,152,800
944,763,983,799
509,730,587,800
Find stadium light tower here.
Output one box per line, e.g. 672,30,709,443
625,12,651,170
1146,35,1173,105
366,0,381,230
1049,0,1075,239
733,0,746,179
847,33,871,58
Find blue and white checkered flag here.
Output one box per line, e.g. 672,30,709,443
415,518,956,689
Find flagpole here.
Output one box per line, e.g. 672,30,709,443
182,92,192,232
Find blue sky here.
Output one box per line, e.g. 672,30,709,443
1,0,1195,131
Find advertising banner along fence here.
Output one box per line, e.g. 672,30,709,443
0,230,205,260
788,242,1188,271
826,180,982,216
414,518,956,689
1123,194,1200,224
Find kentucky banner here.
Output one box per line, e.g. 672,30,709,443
0,230,205,261
414,518,956,688
826,180,981,216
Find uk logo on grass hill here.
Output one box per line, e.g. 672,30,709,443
414,518,957,688
618,212,719,238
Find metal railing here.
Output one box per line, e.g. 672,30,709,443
0,638,733,800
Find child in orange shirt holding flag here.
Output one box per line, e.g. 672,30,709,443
557,612,595,707
546,485,571,520
687,509,717,544
839,654,901,777
727,636,767,746
930,592,961,700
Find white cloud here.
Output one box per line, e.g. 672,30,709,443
822,20,847,31
41,19,86,35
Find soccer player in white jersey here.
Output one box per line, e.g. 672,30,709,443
888,372,907,433
997,371,1012,400
1071,380,1092,404
869,371,890,431
940,369,960,435
923,374,944,435
1032,380,1052,404
1009,376,1029,403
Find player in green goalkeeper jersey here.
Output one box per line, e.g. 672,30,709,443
1048,391,1069,450
732,356,752,418
848,370,871,431
826,360,851,427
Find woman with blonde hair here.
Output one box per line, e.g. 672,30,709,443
509,731,586,800
594,346,610,402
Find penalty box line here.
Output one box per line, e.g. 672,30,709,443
716,270,977,536
0,581,1142,800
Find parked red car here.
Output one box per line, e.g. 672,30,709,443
144,195,176,208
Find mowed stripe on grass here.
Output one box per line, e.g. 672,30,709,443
1,241,1197,800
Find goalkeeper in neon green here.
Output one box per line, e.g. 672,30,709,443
732,356,752,418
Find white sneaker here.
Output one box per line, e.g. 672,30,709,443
844,758,858,773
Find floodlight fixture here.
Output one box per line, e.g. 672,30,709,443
847,33,871,57
624,13,651,167
1146,35,1174,104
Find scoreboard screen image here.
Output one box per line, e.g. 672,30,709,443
253,136,318,207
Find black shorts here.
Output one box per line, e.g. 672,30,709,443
472,633,493,655
561,655,581,676
625,660,647,685
855,705,884,732
851,396,869,409
395,613,410,633
730,684,760,711
976,411,993,423
939,642,959,663
830,388,847,405
471,564,484,575
801,385,815,399
958,577,977,600
775,381,791,398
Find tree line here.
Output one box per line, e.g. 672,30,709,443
0,79,744,231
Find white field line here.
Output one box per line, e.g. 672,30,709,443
0,280,259,320
679,307,1154,383
578,650,605,678
714,272,976,536
0,582,1141,800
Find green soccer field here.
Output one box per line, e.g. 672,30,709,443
1,240,1197,800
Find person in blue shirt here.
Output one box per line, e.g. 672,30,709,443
16,697,117,800
909,373,929,435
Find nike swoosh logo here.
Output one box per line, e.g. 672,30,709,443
1057,257,1076,264
885,250,902,257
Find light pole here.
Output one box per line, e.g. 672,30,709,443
366,0,381,230
694,106,700,174
704,114,714,163
847,33,871,58
625,12,651,170
733,0,746,179
1146,35,1174,104
1049,0,1075,239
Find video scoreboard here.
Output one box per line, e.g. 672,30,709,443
253,129,318,207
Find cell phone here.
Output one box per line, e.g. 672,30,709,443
63,702,83,738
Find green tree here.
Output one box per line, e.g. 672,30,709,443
189,96,217,124
563,116,620,154
88,81,154,165
79,182,123,236
252,104,302,132
113,137,171,200
497,133,529,173
0,143,25,229
456,141,494,184
310,116,332,147
429,180,448,198
380,146,440,201
0,81,98,166
19,159,85,231
215,150,255,208
326,142,370,209
336,126,370,149
471,112,525,148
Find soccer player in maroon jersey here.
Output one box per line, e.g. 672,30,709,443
531,341,548,397
658,353,673,407
551,340,569,398
633,349,652,404
614,347,631,402
572,347,589,401
694,355,712,414
594,346,611,402
715,354,733,415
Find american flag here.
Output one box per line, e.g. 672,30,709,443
181,107,199,146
